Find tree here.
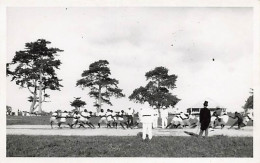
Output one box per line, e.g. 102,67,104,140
70,97,86,112
7,39,63,113
6,105,12,115
76,60,125,112
129,66,180,112
243,88,253,112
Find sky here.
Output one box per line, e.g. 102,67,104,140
6,7,253,113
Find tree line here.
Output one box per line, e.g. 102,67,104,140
6,39,253,114
7,39,180,113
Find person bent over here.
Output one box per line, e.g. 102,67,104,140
97,109,109,128
166,115,183,129
229,112,246,129
114,110,127,129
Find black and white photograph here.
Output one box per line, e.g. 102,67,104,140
1,0,260,161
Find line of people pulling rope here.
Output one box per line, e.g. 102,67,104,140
50,108,139,129
50,107,253,130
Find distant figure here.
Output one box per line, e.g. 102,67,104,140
78,109,95,128
140,102,154,140
152,108,159,128
126,107,134,128
229,112,246,129
213,112,229,129
114,110,126,129
199,101,211,137
180,112,190,127
161,107,168,129
106,109,113,127
97,109,108,128
166,115,183,129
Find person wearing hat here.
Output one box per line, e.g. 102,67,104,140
198,101,211,137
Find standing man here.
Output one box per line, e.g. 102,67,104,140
199,101,211,137
140,102,154,141
152,108,159,128
161,107,168,129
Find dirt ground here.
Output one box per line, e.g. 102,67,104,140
6,125,253,137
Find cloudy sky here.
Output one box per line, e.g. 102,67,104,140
6,7,253,113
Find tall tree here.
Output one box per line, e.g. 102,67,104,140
243,88,253,112
76,60,125,112
6,105,12,115
129,66,180,112
70,97,86,112
7,39,63,113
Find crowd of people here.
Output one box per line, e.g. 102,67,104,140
50,102,253,140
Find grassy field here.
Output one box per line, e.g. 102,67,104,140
7,135,253,157
6,115,253,126
6,116,51,125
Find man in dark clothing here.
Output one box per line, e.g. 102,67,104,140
199,101,211,137
229,112,245,129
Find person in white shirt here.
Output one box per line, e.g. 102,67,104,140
114,110,126,129
214,112,229,129
126,107,134,128
140,102,154,140
105,109,113,128
60,111,67,124
166,114,183,128
78,109,95,129
180,112,190,127
161,107,168,129
50,111,59,129
97,109,108,128
152,108,159,128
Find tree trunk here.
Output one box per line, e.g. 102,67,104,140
158,108,161,118
30,92,37,113
98,85,102,112
38,72,43,113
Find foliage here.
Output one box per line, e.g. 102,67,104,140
70,97,86,111
7,39,63,113
6,105,12,115
243,88,253,111
7,135,253,157
129,66,180,109
76,60,125,111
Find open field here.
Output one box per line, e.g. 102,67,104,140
6,125,253,137
6,116,253,157
6,135,253,157
6,116,52,125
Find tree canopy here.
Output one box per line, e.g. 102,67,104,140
129,66,180,109
7,39,63,113
76,60,125,112
244,88,253,111
6,105,12,115
70,97,86,111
